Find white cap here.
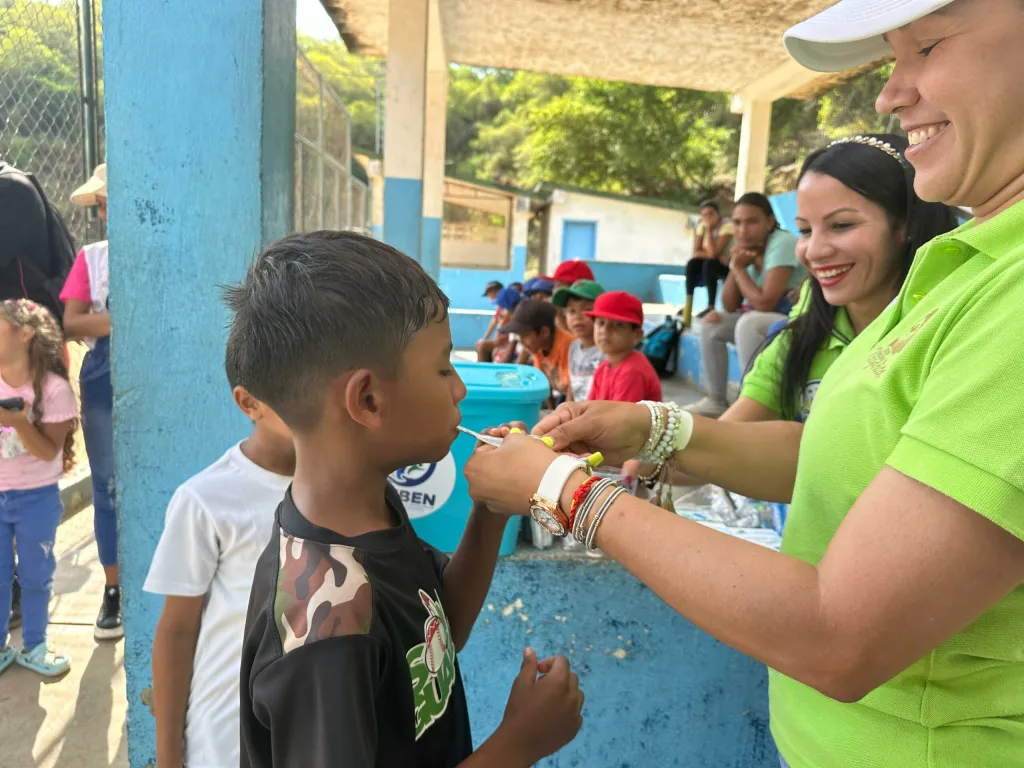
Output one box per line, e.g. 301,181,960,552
70,163,106,207
784,0,956,72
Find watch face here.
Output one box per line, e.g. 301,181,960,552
530,504,567,537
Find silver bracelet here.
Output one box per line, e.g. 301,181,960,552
586,486,625,550
573,478,614,544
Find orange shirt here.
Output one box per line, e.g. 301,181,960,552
533,327,574,393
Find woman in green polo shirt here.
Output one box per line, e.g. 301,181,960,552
464,2,1024,767
737,135,958,424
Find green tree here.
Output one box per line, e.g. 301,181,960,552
298,34,382,154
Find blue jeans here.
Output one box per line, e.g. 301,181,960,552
0,485,63,648
80,339,117,568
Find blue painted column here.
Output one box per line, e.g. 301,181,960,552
420,0,447,279
103,0,295,764
383,0,429,265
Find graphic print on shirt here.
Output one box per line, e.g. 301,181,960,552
274,534,373,653
0,426,27,460
406,589,457,740
797,380,820,423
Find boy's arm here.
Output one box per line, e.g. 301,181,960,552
153,596,204,768
483,314,499,342
443,501,508,651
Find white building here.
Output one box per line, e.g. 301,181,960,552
538,184,698,273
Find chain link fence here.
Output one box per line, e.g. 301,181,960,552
1,0,104,245
295,48,371,234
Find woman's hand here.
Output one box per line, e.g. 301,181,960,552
530,401,651,467
464,434,560,516
730,248,758,269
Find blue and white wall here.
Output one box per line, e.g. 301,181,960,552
104,0,295,764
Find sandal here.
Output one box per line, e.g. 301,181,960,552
16,640,71,677
0,639,16,675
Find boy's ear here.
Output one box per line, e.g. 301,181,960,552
341,369,385,429
233,386,261,421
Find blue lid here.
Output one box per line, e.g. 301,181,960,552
453,362,550,403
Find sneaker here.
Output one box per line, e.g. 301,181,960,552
16,640,70,677
684,396,729,418
9,577,21,630
0,638,16,675
696,308,713,319
95,585,124,641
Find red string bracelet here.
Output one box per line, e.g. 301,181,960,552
568,476,601,532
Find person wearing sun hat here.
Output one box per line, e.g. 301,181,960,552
61,162,123,642
462,3,1024,768
552,280,606,402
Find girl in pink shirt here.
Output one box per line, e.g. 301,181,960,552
0,299,79,678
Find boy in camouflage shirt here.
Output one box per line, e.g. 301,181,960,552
231,232,584,768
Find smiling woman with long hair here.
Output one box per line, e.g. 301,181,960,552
463,2,1024,767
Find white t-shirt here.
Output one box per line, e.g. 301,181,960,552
143,442,291,768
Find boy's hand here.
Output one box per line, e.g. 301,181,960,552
498,648,584,764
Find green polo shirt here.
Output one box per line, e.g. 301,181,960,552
772,200,1024,768
741,290,854,421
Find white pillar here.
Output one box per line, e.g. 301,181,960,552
383,0,428,262
420,0,447,279
511,198,529,274
735,99,772,197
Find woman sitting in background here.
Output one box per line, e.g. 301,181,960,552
735,134,959,424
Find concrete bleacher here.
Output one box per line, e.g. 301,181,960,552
450,302,744,400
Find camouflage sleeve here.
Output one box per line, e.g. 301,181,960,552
251,636,382,767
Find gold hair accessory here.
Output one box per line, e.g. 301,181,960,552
828,135,904,164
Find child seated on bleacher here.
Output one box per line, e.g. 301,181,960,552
552,280,605,402
500,299,573,401
586,291,662,487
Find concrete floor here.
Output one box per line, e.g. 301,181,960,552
0,508,129,768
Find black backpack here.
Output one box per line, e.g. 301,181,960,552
0,163,77,325
642,315,684,378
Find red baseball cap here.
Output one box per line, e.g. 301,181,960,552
551,260,595,285
585,290,644,326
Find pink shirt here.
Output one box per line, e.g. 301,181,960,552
0,372,78,490
59,248,93,304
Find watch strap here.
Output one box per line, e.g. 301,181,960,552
537,454,590,507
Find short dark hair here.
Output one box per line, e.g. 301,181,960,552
699,199,719,213
223,231,450,430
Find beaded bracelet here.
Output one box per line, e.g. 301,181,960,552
636,401,685,464
568,476,601,532
637,401,665,460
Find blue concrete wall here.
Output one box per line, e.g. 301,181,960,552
460,558,775,767
439,242,528,310
588,261,688,303
421,215,442,280
384,176,424,265
769,191,799,235
678,332,742,391
104,1,295,765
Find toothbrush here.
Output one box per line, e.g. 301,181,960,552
457,426,604,467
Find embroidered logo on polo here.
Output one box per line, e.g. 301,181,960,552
866,309,939,377
407,589,456,740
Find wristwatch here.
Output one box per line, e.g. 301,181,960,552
530,455,591,537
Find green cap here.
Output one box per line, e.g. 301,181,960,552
552,279,605,308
